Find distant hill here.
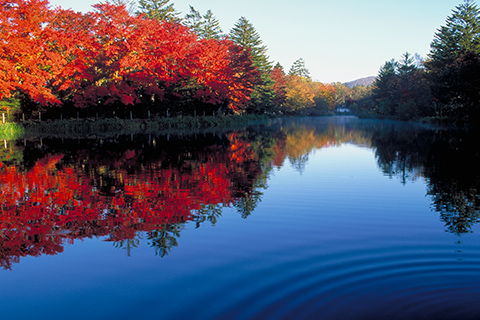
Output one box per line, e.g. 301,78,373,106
344,76,376,88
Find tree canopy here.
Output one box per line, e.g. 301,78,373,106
426,0,480,124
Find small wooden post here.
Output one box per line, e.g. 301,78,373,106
39,112,41,122
2,113,5,123
60,113,63,121
166,109,169,118
22,113,25,122
130,111,133,120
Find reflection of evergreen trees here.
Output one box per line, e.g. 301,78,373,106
423,131,480,234
371,123,480,234
148,225,182,257
371,122,432,184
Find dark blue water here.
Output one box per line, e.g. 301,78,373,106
1,116,480,319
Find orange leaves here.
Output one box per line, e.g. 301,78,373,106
311,82,337,111
284,75,316,112
0,0,261,113
0,0,61,105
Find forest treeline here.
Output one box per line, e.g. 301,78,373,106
0,0,347,122
352,0,480,126
1,0,479,126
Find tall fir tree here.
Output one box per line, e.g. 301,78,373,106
201,10,223,40
429,0,480,63
426,0,480,124
229,17,271,73
229,17,274,113
137,0,179,21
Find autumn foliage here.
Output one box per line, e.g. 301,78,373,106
0,0,259,115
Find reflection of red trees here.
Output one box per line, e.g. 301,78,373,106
0,134,259,269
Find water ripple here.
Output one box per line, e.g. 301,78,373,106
212,244,480,320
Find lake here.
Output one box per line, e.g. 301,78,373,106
1,116,480,319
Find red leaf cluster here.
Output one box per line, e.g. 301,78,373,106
0,0,260,113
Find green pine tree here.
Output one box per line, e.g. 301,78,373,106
137,0,179,21
288,57,310,79
430,0,480,63
183,6,203,31
229,17,274,113
184,7,223,40
229,17,272,73
201,10,223,40
426,0,480,124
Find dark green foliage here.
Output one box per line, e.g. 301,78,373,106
201,10,223,40
430,0,480,63
426,0,480,125
16,114,274,139
247,73,277,114
355,1,480,126
368,53,434,120
229,17,276,113
229,17,272,73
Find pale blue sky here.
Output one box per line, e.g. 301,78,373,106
48,0,462,83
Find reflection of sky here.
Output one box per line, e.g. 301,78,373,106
264,144,433,230
2,138,480,320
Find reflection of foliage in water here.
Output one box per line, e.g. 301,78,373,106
1,116,479,269
423,131,480,234
371,122,430,184
371,122,480,234
0,133,263,269
148,225,183,257
428,184,480,234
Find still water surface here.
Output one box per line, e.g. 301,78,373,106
1,116,480,319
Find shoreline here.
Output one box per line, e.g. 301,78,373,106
0,114,280,140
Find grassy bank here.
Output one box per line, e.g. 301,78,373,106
0,114,276,139
0,123,25,140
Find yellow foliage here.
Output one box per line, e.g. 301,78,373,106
283,75,315,111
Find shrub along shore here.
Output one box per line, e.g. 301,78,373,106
0,114,278,140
